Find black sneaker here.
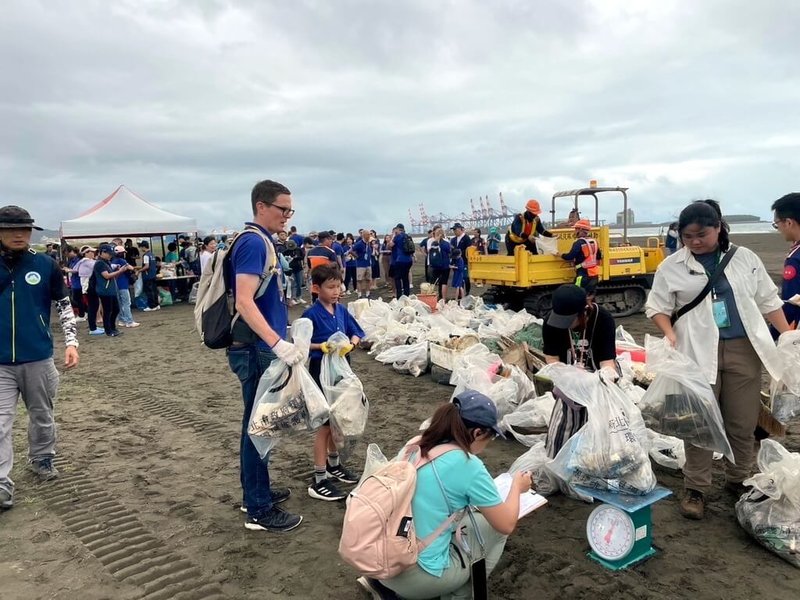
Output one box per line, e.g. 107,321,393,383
308,479,348,502
244,506,303,532
0,488,13,510
29,457,59,480
326,462,359,484
239,488,291,512
356,577,400,599
106,330,123,337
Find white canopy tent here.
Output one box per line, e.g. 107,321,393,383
60,185,196,239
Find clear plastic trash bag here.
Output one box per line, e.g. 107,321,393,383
640,336,734,462
508,440,559,496
353,443,389,492
646,429,686,470
546,364,656,496
500,393,555,447
321,332,369,448
736,440,800,568
769,331,800,424
247,318,329,458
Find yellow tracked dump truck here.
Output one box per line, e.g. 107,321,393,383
468,185,664,317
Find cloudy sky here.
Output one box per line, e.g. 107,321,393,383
1,0,798,233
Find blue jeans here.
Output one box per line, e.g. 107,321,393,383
228,345,276,518
292,269,303,298
117,288,133,325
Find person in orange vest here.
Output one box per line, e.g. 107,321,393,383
559,219,602,298
505,199,554,255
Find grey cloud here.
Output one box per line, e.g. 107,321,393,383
1,0,798,233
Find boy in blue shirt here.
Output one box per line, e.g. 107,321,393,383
302,263,365,502
771,192,800,330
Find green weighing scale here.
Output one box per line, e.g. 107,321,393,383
575,485,672,571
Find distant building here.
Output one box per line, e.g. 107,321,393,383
724,214,762,223
616,208,635,226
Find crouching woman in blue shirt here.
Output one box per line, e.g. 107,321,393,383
359,391,532,600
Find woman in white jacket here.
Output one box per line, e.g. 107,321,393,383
645,199,791,520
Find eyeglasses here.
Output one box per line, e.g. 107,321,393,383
263,202,295,218
772,219,786,230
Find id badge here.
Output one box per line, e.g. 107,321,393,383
712,298,731,328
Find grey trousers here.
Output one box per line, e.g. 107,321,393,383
382,512,508,600
0,359,60,493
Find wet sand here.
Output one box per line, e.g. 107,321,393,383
1,232,798,599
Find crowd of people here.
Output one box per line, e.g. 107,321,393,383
2,184,800,599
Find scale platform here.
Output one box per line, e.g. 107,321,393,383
575,485,672,571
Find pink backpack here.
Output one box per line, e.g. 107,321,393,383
338,441,464,580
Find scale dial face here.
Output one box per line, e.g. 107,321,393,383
587,504,636,561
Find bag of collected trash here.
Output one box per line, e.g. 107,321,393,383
321,332,369,448
353,443,389,492
508,440,559,496
188,281,199,305
640,336,734,462
133,276,143,299
535,236,558,256
646,429,686,470
375,341,429,377
736,439,800,568
500,393,555,446
769,331,800,424
158,288,173,306
547,365,656,495
247,319,329,457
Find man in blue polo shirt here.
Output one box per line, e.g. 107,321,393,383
0,206,79,510
390,223,414,298
353,229,372,299
227,179,304,533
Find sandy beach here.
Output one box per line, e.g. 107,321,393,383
2,232,798,600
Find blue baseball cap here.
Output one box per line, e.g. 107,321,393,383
98,244,115,255
453,390,505,438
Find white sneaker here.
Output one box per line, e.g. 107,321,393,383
125,322,141,328
74,316,87,322
288,299,298,306
298,298,308,305
143,306,161,312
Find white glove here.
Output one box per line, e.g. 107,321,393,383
273,340,304,365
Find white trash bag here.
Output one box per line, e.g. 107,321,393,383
247,319,329,458
640,336,734,462
353,443,389,492
321,332,369,448
535,235,558,256
736,440,800,568
375,341,429,377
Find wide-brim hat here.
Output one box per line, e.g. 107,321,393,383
0,205,43,230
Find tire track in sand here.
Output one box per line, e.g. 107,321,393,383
36,457,226,600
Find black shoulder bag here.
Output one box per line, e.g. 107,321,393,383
670,245,738,326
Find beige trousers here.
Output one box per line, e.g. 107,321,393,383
683,337,761,493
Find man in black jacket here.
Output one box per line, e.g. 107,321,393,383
450,223,472,295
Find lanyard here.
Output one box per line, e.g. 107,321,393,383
700,250,722,299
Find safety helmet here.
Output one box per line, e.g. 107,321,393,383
525,199,541,215
573,219,592,231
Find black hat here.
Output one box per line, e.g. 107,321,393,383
547,285,588,329
451,223,464,230
0,206,43,230
395,223,405,230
